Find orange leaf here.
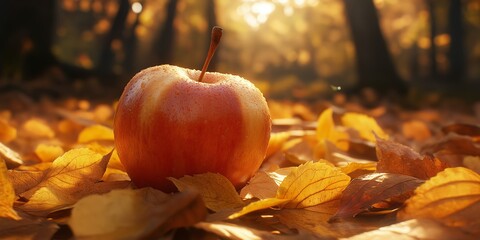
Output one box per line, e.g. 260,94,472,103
341,112,388,142
376,137,448,179
316,108,349,152
77,124,114,143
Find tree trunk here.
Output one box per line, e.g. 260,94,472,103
155,0,178,64
427,0,438,81
98,0,130,74
343,0,406,94
448,0,464,82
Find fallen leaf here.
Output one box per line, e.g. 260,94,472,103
0,157,20,220
442,123,480,138
69,188,207,239
277,161,350,208
316,108,349,153
0,142,24,167
229,198,291,219
398,167,480,234
240,171,278,200
463,155,480,174
347,219,477,240
14,148,128,216
169,173,245,212
266,132,291,158
341,112,388,142
77,124,114,143
0,217,59,240
331,173,424,220
376,137,448,179
339,162,376,175
0,119,16,143
402,120,431,141
34,144,64,162
422,134,480,157
195,221,317,240
22,119,55,139
231,162,349,219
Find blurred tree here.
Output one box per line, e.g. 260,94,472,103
0,0,56,81
154,0,178,64
99,0,130,75
448,0,465,82
343,0,407,94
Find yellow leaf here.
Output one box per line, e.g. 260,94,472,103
340,162,377,175
169,173,245,212
341,112,388,142
398,167,480,234
266,132,291,158
22,118,55,139
0,119,16,143
228,198,290,219
316,108,349,152
77,124,114,143
0,157,20,220
277,161,350,208
34,144,64,162
15,148,128,216
69,188,206,239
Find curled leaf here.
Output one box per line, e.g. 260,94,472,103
169,173,245,212
228,198,291,219
398,167,480,234
0,142,23,167
331,173,424,220
317,108,349,152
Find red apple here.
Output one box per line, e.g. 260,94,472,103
114,27,271,191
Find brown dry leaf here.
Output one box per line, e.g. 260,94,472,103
463,156,480,174
0,157,20,220
376,137,448,179
277,161,350,208
0,119,17,143
398,167,480,234
422,134,480,157
230,162,350,219
0,142,24,167
316,108,349,153
341,112,388,142
69,188,207,239
34,144,64,162
14,148,129,216
442,123,480,138
77,124,114,143
169,173,245,212
331,173,424,220
347,219,477,240
0,217,59,240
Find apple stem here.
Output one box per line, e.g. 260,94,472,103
198,26,223,82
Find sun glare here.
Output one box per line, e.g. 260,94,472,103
237,0,319,29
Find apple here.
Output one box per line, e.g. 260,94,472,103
114,27,271,192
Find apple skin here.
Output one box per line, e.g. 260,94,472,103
114,64,271,192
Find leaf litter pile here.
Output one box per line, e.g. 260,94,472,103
1,96,480,239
